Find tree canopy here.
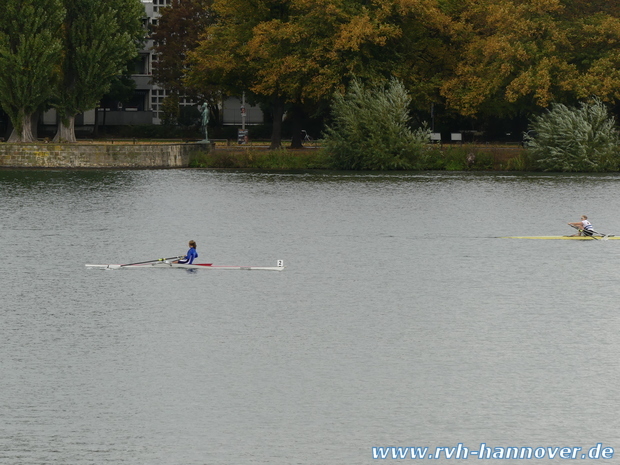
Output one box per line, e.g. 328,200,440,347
0,0,65,142
186,0,415,148
440,0,620,117
4,0,620,144
525,98,620,171
324,78,431,170
0,0,143,142
54,0,145,142
151,0,214,100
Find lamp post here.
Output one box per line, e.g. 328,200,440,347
241,91,246,130
238,92,248,144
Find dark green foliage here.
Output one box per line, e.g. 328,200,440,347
189,148,330,169
505,152,537,171
417,146,495,171
54,0,145,140
0,0,65,140
186,145,530,171
323,78,431,170
179,105,202,128
524,98,620,172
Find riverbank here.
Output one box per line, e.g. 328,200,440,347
0,142,201,168
0,141,529,170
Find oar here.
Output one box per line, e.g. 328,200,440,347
590,229,612,240
120,256,183,267
568,224,601,240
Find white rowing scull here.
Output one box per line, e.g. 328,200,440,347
86,260,285,271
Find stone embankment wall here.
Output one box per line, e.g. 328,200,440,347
0,143,201,168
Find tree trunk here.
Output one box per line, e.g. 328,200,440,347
31,112,39,140
289,103,304,149
93,107,100,138
270,95,284,150
4,118,14,142
7,112,34,142
7,128,19,143
53,115,77,143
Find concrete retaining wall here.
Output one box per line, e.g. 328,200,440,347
0,143,201,168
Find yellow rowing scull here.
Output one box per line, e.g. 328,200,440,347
502,236,617,240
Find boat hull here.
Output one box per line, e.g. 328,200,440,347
502,236,618,240
86,262,285,271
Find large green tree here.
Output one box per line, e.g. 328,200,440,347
0,0,65,142
324,78,431,170
53,0,144,142
525,98,620,172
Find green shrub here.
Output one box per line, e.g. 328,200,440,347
443,147,469,171
524,98,620,172
188,148,330,170
467,151,494,171
416,147,446,170
323,78,430,170
505,152,536,171
426,147,493,171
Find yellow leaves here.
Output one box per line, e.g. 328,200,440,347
197,0,411,102
248,20,303,56
333,13,399,52
522,0,562,15
188,0,620,118
291,0,333,12
505,62,546,105
442,72,494,116
568,57,620,100
440,0,579,114
581,16,620,45
393,0,454,33
395,0,437,17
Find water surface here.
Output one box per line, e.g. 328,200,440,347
1,169,620,464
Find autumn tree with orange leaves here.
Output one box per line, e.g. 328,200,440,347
158,0,620,145
440,0,620,119
186,0,450,149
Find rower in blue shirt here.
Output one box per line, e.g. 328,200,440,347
175,240,198,264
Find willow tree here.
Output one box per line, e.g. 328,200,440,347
53,0,144,142
324,78,431,170
0,0,65,142
525,99,620,172
186,0,404,149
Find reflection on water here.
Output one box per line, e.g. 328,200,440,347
2,169,620,464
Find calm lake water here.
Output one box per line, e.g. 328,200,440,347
2,168,620,464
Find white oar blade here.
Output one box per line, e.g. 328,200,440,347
85,264,122,269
